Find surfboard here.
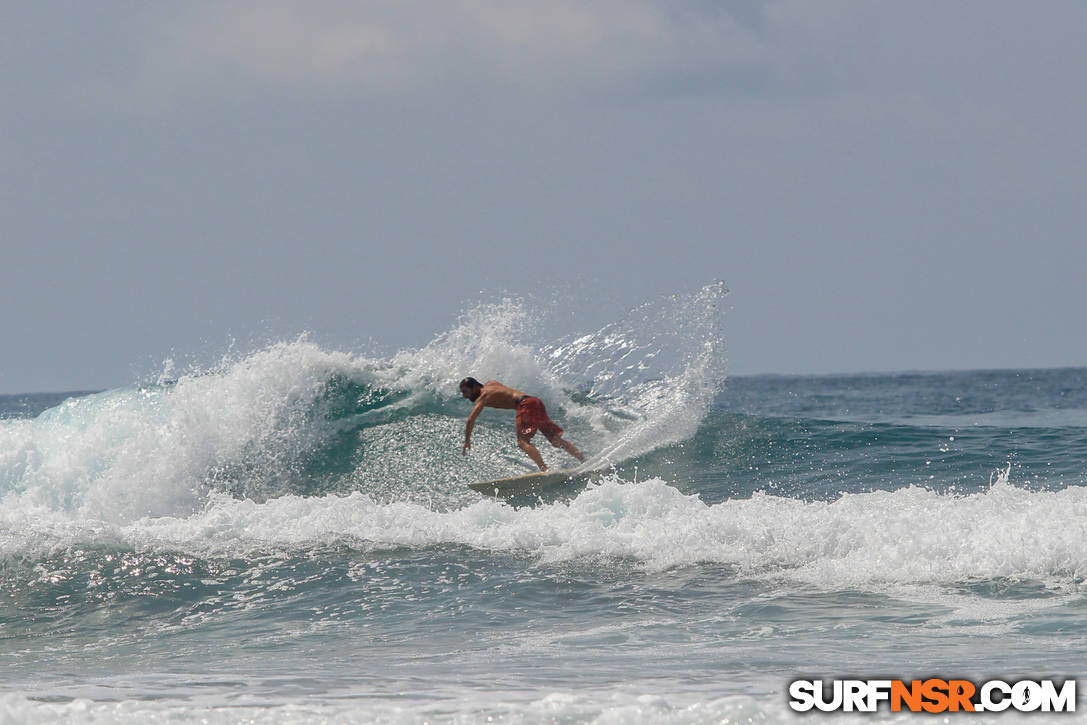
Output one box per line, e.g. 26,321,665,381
468,468,593,497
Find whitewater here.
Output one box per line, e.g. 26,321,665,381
2,283,1086,723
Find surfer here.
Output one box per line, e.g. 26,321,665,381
459,377,585,471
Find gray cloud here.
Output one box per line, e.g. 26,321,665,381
2,1,1086,392
128,1,764,98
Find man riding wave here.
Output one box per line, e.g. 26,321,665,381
459,377,585,471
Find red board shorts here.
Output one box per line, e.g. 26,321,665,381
515,396,563,442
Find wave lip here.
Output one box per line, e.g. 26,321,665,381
0,341,365,522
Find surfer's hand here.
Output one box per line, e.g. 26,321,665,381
462,441,470,455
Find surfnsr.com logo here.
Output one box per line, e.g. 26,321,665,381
789,679,1076,713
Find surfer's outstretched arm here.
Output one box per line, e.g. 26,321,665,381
462,400,484,455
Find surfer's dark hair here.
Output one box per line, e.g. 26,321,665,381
459,377,482,390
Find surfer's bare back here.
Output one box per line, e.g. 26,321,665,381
459,377,585,471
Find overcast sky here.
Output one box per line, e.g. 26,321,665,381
3,1,1085,393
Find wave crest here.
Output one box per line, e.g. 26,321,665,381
0,284,727,523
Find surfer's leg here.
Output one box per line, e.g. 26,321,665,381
517,435,548,471
549,435,585,462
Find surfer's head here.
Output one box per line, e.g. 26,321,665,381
459,377,483,401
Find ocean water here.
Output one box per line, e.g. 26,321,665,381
2,284,1086,723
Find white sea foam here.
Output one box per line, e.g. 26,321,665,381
153,475,1087,585
6,466,1087,594
0,691,775,725
0,340,364,522
1,687,1081,725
